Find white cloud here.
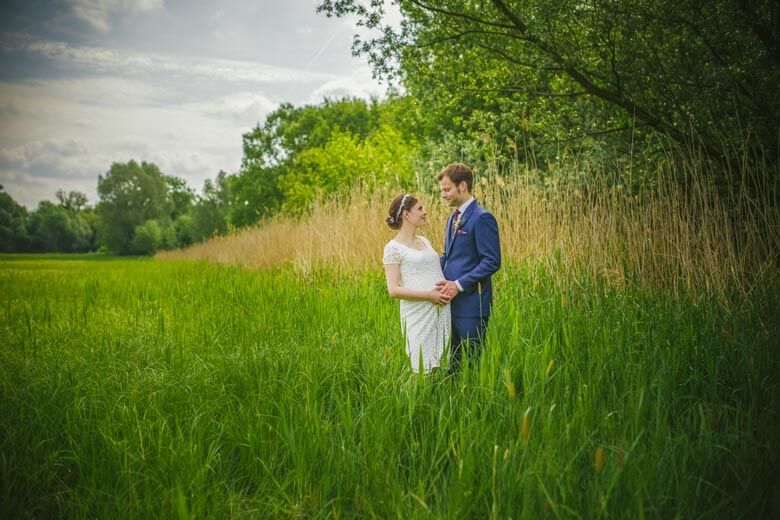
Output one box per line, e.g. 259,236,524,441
10,38,336,86
68,0,164,32
0,75,248,206
0,2,389,208
184,92,278,127
309,72,383,103
0,139,106,208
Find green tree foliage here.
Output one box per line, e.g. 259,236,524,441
56,189,87,213
281,124,418,212
174,214,195,248
164,175,197,248
319,0,780,171
0,185,29,252
235,97,382,225
96,160,173,255
27,201,94,253
234,95,423,221
130,219,163,255
165,175,195,220
225,166,281,229
191,172,230,243
0,187,99,253
248,98,380,166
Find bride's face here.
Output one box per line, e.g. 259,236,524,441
405,202,428,227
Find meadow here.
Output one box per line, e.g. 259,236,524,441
1,250,778,518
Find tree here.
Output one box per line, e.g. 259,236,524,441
164,175,195,220
233,97,396,226
230,96,426,222
56,189,88,213
27,201,93,253
191,171,230,242
96,160,172,254
0,185,29,252
280,124,418,212
130,219,162,255
319,1,780,172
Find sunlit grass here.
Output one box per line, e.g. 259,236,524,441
1,255,777,517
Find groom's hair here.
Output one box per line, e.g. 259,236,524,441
437,163,473,192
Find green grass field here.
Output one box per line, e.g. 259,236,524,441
1,254,778,518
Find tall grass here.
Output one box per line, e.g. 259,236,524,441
158,156,779,299
4,154,779,517
1,255,778,517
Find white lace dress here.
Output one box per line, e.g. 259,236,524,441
383,236,451,373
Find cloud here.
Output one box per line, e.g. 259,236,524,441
309,73,383,103
0,138,105,207
0,139,95,178
184,92,278,127
68,0,164,32
7,37,336,87
0,2,389,208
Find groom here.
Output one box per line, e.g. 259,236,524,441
436,163,501,373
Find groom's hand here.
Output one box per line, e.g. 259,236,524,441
436,280,460,299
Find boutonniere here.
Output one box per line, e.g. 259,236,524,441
451,218,463,239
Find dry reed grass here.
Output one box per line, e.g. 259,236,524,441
157,161,779,298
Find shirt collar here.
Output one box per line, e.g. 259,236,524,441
456,197,475,215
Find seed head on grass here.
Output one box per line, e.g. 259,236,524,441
594,447,604,472
521,407,531,441
502,368,516,399
546,359,554,377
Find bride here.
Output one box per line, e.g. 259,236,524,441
382,193,454,373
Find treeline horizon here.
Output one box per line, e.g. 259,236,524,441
2,0,778,255
0,95,426,255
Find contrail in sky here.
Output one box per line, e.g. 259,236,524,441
305,27,343,71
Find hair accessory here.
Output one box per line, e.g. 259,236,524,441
394,194,409,222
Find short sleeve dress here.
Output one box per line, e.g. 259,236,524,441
383,236,451,373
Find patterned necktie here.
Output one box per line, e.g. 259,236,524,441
451,209,460,239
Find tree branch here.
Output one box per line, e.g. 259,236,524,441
738,0,780,68
461,87,588,97
489,0,725,161
407,0,516,30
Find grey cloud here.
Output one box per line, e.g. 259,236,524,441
0,101,23,116
0,139,91,169
185,92,278,127
68,0,164,32
8,37,337,87
0,0,387,208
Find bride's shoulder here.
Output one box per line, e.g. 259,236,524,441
383,239,401,255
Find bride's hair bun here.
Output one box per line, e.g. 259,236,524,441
387,193,417,230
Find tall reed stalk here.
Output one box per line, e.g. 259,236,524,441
158,157,779,297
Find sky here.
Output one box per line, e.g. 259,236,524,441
0,0,393,209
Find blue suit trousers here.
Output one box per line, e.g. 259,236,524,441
448,316,489,373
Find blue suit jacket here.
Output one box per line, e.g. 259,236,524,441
441,200,501,318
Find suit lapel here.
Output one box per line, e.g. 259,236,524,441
445,200,478,258
445,213,454,253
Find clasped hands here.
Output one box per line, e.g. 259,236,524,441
431,280,459,305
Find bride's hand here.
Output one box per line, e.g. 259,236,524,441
430,288,452,305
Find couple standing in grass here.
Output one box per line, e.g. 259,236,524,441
383,163,502,374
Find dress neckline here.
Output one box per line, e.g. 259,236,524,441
392,237,428,252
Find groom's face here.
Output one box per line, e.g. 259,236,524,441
439,175,468,207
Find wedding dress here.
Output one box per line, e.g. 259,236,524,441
383,236,450,373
